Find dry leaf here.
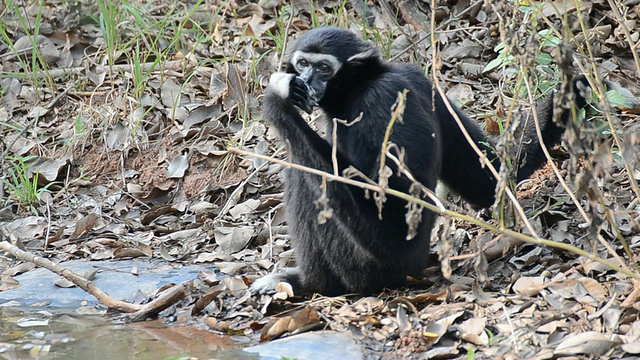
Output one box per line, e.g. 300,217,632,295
166,153,189,179
160,78,182,108
424,311,464,344
214,226,255,254
0,274,20,291
512,276,544,297
191,289,222,316
554,331,620,356
69,213,99,242
261,307,321,341
14,35,59,64
273,281,294,300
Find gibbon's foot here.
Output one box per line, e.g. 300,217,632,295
250,268,302,295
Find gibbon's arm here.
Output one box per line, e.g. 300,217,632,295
263,73,383,222
263,73,351,173
436,77,589,209
513,77,588,181
263,72,429,255
435,95,500,208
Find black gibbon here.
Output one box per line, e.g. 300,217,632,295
251,27,588,296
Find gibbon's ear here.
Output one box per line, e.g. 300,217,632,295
347,43,380,68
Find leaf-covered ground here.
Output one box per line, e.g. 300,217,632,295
1,0,640,359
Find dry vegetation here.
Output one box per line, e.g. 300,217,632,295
1,0,640,358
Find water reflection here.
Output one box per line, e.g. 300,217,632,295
0,307,257,360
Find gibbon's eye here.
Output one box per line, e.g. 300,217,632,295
317,63,331,74
297,59,310,68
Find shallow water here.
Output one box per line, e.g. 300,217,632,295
0,259,363,359
0,306,257,360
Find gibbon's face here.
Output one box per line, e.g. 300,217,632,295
289,50,342,104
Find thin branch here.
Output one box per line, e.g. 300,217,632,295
332,114,362,176
428,0,540,238
26,60,185,79
0,241,141,312
523,75,634,275
0,241,189,321
522,74,590,222
228,147,640,281
572,2,640,201
379,90,408,175
605,0,640,77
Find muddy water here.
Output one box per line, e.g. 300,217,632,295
0,307,257,360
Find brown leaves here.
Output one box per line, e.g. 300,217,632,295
13,35,60,64
513,276,545,297
555,331,621,357
166,153,189,179
261,307,322,341
213,226,255,254
68,213,99,242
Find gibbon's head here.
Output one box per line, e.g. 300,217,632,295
285,27,379,106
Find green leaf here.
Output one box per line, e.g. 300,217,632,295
536,53,552,65
538,81,555,93
75,116,83,134
606,89,634,108
539,29,562,47
483,57,504,73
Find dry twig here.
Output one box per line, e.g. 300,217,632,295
0,241,189,321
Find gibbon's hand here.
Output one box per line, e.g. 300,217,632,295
290,76,317,114
266,72,316,114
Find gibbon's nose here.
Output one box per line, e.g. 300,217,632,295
298,69,325,104
298,68,313,83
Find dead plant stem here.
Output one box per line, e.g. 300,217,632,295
429,0,539,238
573,0,640,201
228,147,640,281
27,60,185,79
605,0,640,76
0,241,190,320
522,74,590,222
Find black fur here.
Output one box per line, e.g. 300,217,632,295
255,27,586,296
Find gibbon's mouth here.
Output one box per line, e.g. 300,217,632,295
303,79,323,107
297,71,326,107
